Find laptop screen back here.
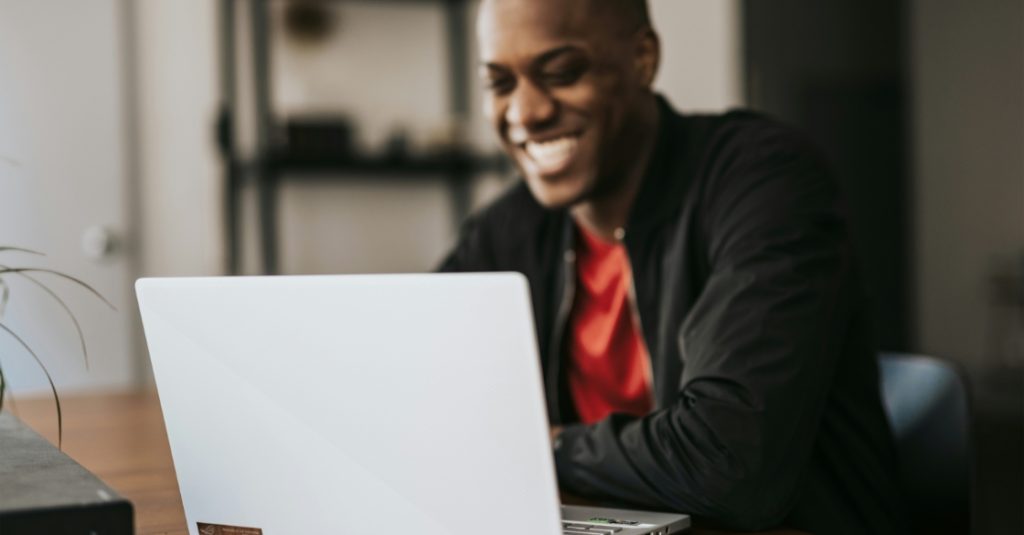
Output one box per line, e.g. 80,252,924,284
137,274,562,535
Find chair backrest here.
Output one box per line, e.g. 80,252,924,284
878,352,971,535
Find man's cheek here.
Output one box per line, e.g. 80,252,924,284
552,81,602,110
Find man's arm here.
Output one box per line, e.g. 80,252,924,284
553,139,854,531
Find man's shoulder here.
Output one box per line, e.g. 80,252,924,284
655,104,838,235
668,107,832,198
678,108,822,165
636,102,830,224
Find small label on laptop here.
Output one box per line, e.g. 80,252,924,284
588,517,642,526
197,522,263,535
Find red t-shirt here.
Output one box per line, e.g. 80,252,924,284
568,224,654,425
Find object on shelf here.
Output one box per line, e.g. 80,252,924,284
283,1,339,47
384,127,412,162
282,116,356,161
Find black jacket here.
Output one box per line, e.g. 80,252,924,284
440,98,907,534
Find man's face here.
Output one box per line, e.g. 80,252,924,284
477,0,654,209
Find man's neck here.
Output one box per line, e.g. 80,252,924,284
571,96,659,241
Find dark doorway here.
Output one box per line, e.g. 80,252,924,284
743,0,910,351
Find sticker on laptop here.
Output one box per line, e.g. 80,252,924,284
197,522,263,535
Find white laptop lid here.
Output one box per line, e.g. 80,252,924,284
137,273,563,535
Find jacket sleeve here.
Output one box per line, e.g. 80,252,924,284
553,136,855,531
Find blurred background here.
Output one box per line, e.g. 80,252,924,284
0,0,1020,533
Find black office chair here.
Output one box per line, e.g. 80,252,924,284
878,352,971,535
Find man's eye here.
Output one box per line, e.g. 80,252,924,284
538,56,588,86
484,77,515,94
540,67,584,86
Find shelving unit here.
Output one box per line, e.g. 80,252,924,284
216,0,505,275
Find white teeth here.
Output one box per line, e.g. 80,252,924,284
524,135,578,173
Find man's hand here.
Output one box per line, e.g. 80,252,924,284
550,425,563,444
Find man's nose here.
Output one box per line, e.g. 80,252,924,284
505,80,556,131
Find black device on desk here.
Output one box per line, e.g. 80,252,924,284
0,413,133,534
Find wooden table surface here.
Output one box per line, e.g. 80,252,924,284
14,391,186,535
11,390,807,535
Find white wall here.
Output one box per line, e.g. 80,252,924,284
650,0,744,112
0,0,138,393
134,0,222,278
270,2,465,275
910,0,1024,366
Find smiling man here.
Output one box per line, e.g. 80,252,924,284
440,1,907,533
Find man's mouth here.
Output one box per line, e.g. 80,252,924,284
520,133,580,176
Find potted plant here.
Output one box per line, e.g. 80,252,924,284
0,246,114,447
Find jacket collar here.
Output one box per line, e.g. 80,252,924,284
624,95,688,233
555,95,688,249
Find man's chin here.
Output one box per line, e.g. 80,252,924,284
524,177,588,210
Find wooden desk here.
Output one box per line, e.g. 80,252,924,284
14,391,186,535
11,391,806,535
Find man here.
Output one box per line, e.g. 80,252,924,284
441,1,907,533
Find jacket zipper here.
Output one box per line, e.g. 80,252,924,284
624,234,658,408
548,248,576,424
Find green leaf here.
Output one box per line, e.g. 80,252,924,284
0,277,8,318
0,265,91,370
0,362,13,416
0,321,62,448
0,267,116,311
0,247,43,256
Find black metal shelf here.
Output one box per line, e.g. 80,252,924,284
264,152,507,178
218,0,479,275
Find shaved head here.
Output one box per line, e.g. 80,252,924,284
603,0,651,33
480,0,651,36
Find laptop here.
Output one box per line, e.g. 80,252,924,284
136,273,690,535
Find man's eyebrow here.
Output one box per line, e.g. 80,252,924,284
480,45,584,72
531,45,584,67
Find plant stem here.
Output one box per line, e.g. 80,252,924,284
0,265,91,370
0,322,62,448
0,267,115,310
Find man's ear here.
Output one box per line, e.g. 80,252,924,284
634,28,660,88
